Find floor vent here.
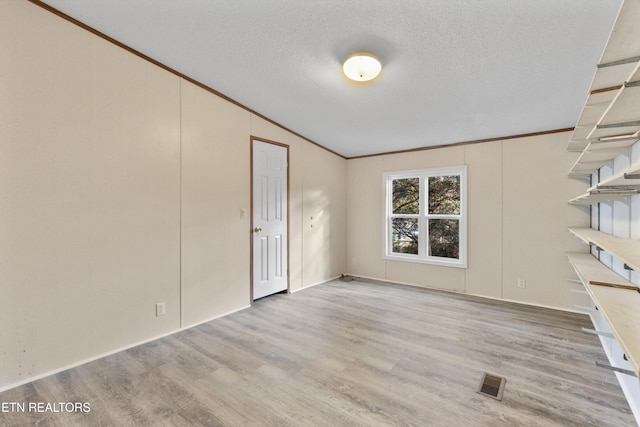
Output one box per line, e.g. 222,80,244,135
477,373,506,401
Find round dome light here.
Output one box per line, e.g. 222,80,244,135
342,53,382,82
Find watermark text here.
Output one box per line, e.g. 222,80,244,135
1,401,91,413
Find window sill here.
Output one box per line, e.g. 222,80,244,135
384,253,467,269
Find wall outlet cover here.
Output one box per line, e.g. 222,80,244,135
156,302,166,316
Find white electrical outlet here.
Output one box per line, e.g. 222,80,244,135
517,279,526,289
156,302,166,316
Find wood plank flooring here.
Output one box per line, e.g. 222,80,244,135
0,279,635,426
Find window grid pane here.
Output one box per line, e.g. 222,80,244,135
428,175,460,215
428,219,459,259
391,218,419,254
392,178,419,214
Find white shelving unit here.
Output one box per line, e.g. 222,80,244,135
567,0,640,422
567,253,640,377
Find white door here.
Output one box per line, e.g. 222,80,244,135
252,140,288,300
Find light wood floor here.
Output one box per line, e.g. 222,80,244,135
0,279,635,426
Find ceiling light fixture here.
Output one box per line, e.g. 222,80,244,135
343,53,381,82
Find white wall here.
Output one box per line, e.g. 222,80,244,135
0,0,346,390
1,0,182,389
347,133,590,310
180,80,252,328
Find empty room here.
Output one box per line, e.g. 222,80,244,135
1,0,640,425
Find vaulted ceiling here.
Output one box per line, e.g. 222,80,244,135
39,0,623,157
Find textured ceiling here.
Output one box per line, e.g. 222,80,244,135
39,0,623,157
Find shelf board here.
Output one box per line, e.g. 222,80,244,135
591,62,638,91
569,189,639,205
568,227,640,272
587,124,640,142
598,0,640,65
595,165,640,189
568,163,607,179
598,64,640,127
568,91,620,151
571,165,640,204
581,100,619,126
567,133,591,153
567,138,638,177
567,252,640,377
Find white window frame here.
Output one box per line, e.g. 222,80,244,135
383,165,467,268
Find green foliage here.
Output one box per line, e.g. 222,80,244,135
428,176,460,215
429,219,459,259
392,178,419,214
392,218,418,254
391,178,419,254
428,176,460,259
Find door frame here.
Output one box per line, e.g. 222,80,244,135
250,136,290,303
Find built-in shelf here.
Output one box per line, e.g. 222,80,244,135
568,76,640,152
596,165,640,187
568,89,620,152
568,62,640,176
567,252,640,377
568,227,640,272
592,64,637,93
569,165,640,203
567,0,640,165
594,65,640,128
568,135,639,178
567,95,640,175
569,189,640,205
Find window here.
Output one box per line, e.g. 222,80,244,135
383,166,467,268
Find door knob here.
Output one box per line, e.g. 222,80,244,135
254,227,262,233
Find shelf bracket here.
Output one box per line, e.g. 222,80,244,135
595,361,637,377
592,133,640,143
624,263,634,271
589,195,633,206
567,174,592,182
595,185,640,191
597,56,640,68
597,120,640,129
581,327,614,339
